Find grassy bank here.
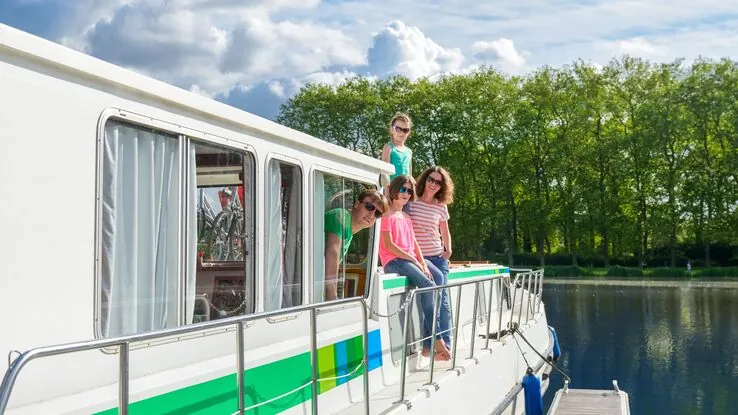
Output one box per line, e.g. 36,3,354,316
519,265,738,279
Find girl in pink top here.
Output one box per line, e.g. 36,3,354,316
379,175,450,360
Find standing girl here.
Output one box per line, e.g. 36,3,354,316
406,166,455,348
381,112,413,180
379,175,451,360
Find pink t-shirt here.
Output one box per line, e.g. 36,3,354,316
379,212,416,266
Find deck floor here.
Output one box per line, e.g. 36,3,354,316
340,307,533,415
548,389,630,415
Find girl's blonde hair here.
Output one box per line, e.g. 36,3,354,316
389,112,413,132
416,166,455,205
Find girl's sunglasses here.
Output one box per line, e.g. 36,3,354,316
426,177,443,186
392,125,411,134
399,186,414,195
364,202,383,218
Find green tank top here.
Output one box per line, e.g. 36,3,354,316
388,142,411,180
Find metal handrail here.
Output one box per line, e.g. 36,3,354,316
393,268,545,409
0,296,371,415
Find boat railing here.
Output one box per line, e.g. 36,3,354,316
0,296,371,415
394,268,544,408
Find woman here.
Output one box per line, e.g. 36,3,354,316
406,166,454,349
379,175,451,360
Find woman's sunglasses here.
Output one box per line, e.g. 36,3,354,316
399,186,414,195
426,177,443,186
364,202,383,218
392,125,411,134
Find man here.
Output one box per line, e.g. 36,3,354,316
324,189,389,300
218,187,233,210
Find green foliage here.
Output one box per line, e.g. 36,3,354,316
277,57,738,266
649,268,688,278
691,267,738,278
605,266,644,278
542,265,596,277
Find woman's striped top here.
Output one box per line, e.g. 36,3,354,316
406,200,450,256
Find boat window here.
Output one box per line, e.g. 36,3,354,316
313,172,378,303
265,159,303,311
190,142,255,323
99,120,182,338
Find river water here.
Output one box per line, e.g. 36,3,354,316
542,280,738,414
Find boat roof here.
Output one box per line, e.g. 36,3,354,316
0,23,392,174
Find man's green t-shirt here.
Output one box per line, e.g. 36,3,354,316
324,208,353,260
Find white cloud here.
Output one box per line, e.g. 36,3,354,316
366,20,466,80
65,0,365,100
8,0,738,120
220,18,365,80
471,38,526,72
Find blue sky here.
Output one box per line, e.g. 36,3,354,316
3,0,738,120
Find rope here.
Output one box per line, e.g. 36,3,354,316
231,381,312,414
317,361,365,382
367,291,414,318
229,361,367,414
510,326,571,383
511,329,533,369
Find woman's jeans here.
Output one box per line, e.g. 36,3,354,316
425,255,451,347
384,258,450,350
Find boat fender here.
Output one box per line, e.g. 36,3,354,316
522,367,543,415
549,326,561,361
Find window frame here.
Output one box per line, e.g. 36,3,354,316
94,108,259,341
309,164,381,305
190,138,258,319
262,153,306,317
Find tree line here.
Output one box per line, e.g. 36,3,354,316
276,56,738,268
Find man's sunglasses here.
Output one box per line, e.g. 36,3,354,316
364,202,383,218
426,177,443,186
392,125,411,134
399,186,414,195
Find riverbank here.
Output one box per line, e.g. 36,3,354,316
518,265,738,279
544,278,738,288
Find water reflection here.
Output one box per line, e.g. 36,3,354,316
543,283,738,415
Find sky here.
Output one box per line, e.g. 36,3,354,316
2,0,738,120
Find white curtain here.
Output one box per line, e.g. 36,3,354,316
282,168,301,307
265,162,283,311
101,122,182,338
312,173,325,303
184,142,198,323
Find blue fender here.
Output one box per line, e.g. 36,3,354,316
522,371,543,415
549,326,561,360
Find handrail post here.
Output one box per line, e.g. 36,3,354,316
236,322,246,415
484,279,495,350
537,270,544,313
509,274,519,329
497,278,504,342
525,272,533,323
517,274,525,328
119,342,129,415
361,301,370,415
468,282,479,360
531,271,539,316
425,289,441,386
450,285,462,369
309,309,319,415
395,291,414,405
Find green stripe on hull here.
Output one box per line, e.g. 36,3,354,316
317,343,337,393
94,330,379,415
382,267,509,289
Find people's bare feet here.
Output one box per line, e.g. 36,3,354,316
422,340,452,361
434,339,451,361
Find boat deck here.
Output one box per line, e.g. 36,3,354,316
340,307,552,415
548,388,631,415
